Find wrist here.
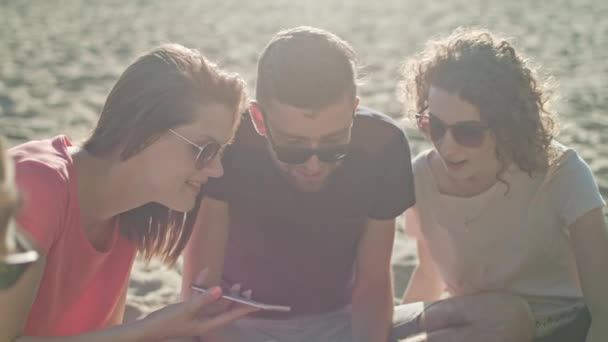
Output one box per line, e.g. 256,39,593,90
133,315,172,342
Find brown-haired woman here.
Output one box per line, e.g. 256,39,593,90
392,28,607,342
1,44,258,341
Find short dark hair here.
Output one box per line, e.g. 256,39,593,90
256,26,358,109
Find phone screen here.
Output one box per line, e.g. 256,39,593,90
190,284,291,312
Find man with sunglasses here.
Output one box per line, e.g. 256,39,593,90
182,26,415,342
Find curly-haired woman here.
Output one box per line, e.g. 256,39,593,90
391,28,607,342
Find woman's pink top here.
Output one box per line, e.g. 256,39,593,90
10,135,137,336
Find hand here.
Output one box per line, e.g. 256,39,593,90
141,269,259,340
196,280,252,317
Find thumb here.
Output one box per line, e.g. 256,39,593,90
187,286,223,314
194,303,260,335
194,268,209,286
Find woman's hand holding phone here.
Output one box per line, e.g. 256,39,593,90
140,269,260,340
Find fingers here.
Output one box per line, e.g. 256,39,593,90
228,283,241,296
203,283,242,315
195,302,260,335
242,289,252,300
194,268,209,286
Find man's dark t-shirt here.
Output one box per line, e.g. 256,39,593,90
203,106,415,317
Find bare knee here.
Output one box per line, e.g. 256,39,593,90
480,293,535,341
462,292,535,341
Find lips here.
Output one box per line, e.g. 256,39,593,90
293,168,324,180
444,159,468,170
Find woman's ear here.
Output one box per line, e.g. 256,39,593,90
248,102,267,136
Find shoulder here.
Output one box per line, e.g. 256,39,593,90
10,136,72,193
10,136,73,216
220,111,267,166
545,142,595,184
411,149,435,177
352,107,407,140
412,149,432,168
351,106,410,155
542,142,605,226
231,111,265,149
9,136,74,252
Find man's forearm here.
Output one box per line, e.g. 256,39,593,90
351,283,393,342
402,266,444,304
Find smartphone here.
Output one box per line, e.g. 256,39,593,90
190,284,291,312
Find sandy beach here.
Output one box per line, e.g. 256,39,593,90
1,0,606,322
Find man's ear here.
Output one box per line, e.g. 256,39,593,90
353,96,360,112
248,102,267,137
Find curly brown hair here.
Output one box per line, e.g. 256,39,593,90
399,27,558,175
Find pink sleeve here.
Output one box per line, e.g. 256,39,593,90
14,160,67,254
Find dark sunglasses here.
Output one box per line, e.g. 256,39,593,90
269,142,350,165
416,113,489,148
1,231,39,289
170,129,222,170
251,103,350,165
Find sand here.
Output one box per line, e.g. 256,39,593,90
0,0,606,322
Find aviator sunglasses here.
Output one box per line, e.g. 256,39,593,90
169,129,222,170
416,112,489,148
249,103,350,165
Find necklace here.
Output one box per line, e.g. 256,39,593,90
460,184,508,232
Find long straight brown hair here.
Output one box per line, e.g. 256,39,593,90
83,44,246,265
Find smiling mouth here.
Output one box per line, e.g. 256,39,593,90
445,160,467,168
185,180,205,191
294,169,325,180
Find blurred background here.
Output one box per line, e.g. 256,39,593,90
0,0,606,317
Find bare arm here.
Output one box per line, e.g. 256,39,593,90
401,206,444,303
569,207,608,342
181,197,230,300
1,224,252,342
350,217,395,342
14,321,150,342
7,273,256,342
107,276,130,325
0,253,45,342
0,255,151,342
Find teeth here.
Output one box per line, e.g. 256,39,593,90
187,181,201,187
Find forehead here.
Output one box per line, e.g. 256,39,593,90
178,102,237,144
264,96,355,139
428,86,481,124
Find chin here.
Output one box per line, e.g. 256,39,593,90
295,183,324,193
291,177,328,192
158,197,197,213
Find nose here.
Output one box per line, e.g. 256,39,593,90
436,129,460,157
201,155,224,178
301,154,322,174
